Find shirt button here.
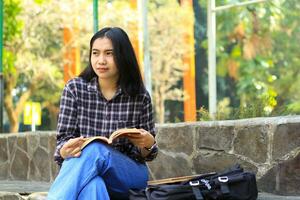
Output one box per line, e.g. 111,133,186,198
106,115,110,120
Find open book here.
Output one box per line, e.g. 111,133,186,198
81,128,141,150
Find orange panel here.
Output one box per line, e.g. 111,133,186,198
63,27,80,83
181,0,196,121
129,0,144,79
129,0,137,9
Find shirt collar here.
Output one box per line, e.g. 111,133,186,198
87,77,123,98
87,77,99,92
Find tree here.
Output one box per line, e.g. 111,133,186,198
3,0,25,132
98,0,191,123
148,1,191,123
198,0,300,119
3,0,92,132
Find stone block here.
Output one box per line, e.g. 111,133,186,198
193,151,257,174
195,125,234,151
40,134,49,150
50,162,59,181
10,149,29,180
148,151,192,180
26,134,40,158
156,125,194,155
258,165,277,194
0,163,9,180
0,137,8,163
273,123,300,160
48,135,59,180
276,153,300,195
16,135,27,153
32,147,51,182
234,125,269,163
259,152,300,195
7,135,17,162
48,135,56,155
29,161,41,182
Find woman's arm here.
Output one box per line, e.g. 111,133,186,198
126,129,156,158
130,92,158,161
54,82,82,165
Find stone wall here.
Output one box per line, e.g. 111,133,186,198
0,116,299,196
0,132,59,182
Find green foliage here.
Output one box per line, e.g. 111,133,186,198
3,0,23,42
286,102,300,114
3,49,16,74
198,98,271,121
197,106,211,121
33,0,48,4
3,0,71,131
198,0,300,121
3,0,23,76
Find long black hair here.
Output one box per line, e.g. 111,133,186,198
79,27,145,96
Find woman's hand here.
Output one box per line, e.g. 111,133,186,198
127,129,155,152
60,137,86,159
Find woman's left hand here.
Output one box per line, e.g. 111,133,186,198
126,129,155,149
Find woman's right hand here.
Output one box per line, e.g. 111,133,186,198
60,137,86,159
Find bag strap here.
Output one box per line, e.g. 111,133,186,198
192,187,204,200
145,187,154,200
218,176,230,198
190,180,204,200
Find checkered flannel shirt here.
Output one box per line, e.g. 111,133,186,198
54,77,158,166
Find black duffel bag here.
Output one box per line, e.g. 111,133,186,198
129,164,258,200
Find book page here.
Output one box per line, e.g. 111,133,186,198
80,128,141,150
109,128,141,142
81,136,109,150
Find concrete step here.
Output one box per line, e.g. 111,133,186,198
258,193,300,200
0,181,51,194
1,192,300,200
26,193,300,200
1,181,300,200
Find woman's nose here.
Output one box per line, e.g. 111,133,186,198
98,54,106,64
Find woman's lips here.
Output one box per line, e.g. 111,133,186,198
97,68,109,73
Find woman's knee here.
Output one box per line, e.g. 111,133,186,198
82,142,112,157
63,142,112,168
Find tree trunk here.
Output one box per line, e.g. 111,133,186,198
4,78,32,133
45,104,59,130
159,98,165,123
158,88,165,123
4,92,19,133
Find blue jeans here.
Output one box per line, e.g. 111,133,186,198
47,142,148,200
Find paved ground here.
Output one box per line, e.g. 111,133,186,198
258,193,300,200
0,181,300,200
0,181,51,194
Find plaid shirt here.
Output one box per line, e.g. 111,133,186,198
54,77,158,166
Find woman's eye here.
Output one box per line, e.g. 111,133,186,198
92,52,98,55
106,51,113,56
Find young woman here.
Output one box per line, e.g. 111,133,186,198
47,27,158,200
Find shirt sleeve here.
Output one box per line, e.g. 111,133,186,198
54,83,79,166
137,92,158,162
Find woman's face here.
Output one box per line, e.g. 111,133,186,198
91,37,119,83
